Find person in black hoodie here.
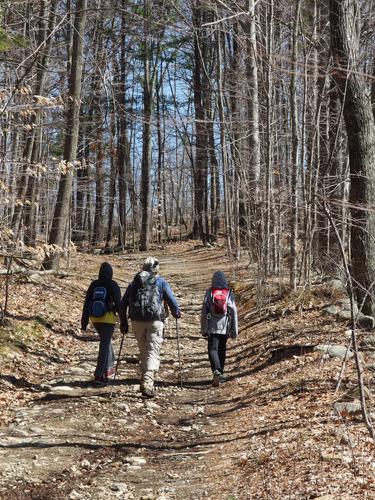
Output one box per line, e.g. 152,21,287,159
81,262,121,385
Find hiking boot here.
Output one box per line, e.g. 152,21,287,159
212,370,221,387
92,376,108,387
141,386,155,398
141,371,155,398
220,373,227,382
106,368,115,379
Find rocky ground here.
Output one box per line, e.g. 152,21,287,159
1,241,375,499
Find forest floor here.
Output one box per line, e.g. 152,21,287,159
1,241,375,499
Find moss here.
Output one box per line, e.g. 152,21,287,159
0,320,45,355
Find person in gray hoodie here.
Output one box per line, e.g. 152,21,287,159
201,271,238,387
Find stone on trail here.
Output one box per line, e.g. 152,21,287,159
146,401,160,411
67,367,86,375
314,344,353,359
110,482,129,493
333,400,361,415
126,456,147,466
51,385,75,392
10,428,29,438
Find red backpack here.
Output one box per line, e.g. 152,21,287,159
211,288,230,316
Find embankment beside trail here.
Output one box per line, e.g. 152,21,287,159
0,243,374,499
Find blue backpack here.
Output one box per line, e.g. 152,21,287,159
90,286,109,317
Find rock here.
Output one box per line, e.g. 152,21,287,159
52,385,75,392
138,489,154,499
40,384,52,392
28,273,44,284
116,402,130,412
116,419,128,426
110,482,128,493
126,456,147,466
345,385,372,400
335,431,350,445
320,451,342,462
68,490,84,499
322,305,341,317
29,427,45,434
326,278,345,291
314,495,337,500
334,400,362,414
336,310,352,321
68,367,86,375
80,363,94,371
356,314,375,330
337,298,358,313
10,428,29,437
314,344,353,359
362,336,375,348
146,401,160,410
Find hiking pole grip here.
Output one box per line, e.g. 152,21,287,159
176,318,183,388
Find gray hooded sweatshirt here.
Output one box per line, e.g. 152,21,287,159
201,271,238,337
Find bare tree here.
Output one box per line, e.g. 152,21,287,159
43,0,87,269
330,0,375,315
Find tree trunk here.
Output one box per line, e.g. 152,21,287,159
330,0,375,315
289,0,301,290
246,0,261,260
42,0,87,269
139,0,152,251
192,1,207,245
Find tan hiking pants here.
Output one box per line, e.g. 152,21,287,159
132,320,164,375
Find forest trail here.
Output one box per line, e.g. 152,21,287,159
0,244,248,499
1,242,375,499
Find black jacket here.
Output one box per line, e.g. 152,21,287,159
81,262,122,330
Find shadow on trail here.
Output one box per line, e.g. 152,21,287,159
0,417,321,454
0,374,47,391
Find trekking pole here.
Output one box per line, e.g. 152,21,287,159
110,329,126,398
176,318,183,388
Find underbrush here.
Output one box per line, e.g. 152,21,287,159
234,278,346,320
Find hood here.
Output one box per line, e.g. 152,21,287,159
211,271,228,289
142,256,160,273
99,262,113,281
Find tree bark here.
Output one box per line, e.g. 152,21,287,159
43,0,87,269
330,0,375,315
139,0,152,251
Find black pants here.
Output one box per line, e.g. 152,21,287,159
93,323,115,377
208,334,227,374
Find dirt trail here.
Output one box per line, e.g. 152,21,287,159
0,245,247,499
2,243,375,499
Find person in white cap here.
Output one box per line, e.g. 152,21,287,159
120,257,181,397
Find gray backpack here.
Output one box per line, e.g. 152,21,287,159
129,271,162,321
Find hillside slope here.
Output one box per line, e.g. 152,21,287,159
0,243,374,499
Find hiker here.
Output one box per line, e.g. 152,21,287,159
120,257,181,398
81,262,122,385
201,271,238,387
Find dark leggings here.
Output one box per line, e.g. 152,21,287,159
208,334,227,374
93,323,115,377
